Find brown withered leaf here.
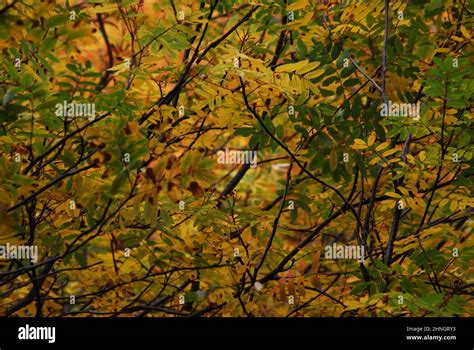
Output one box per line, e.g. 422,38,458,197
188,181,204,197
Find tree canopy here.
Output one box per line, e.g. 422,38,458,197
0,0,472,317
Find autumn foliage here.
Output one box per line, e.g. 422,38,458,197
0,0,472,317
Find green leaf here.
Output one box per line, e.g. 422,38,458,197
374,260,391,274
2,89,16,106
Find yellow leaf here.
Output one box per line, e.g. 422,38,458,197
367,132,376,147
446,109,457,115
439,198,449,208
297,12,315,27
406,197,417,209
304,68,325,79
354,139,367,145
369,156,381,165
386,192,402,199
415,198,426,207
396,241,418,254
201,83,218,96
460,25,471,39
398,186,410,196
87,3,118,14
296,61,321,75
450,201,458,212
22,65,42,82
419,151,426,161
407,154,416,163
382,148,398,157
351,139,368,150
275,60,309,73
375,140,390,152
287,0,309,11
292,74,303,94
344,300,364,311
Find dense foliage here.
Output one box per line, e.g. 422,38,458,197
0,0,472,317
